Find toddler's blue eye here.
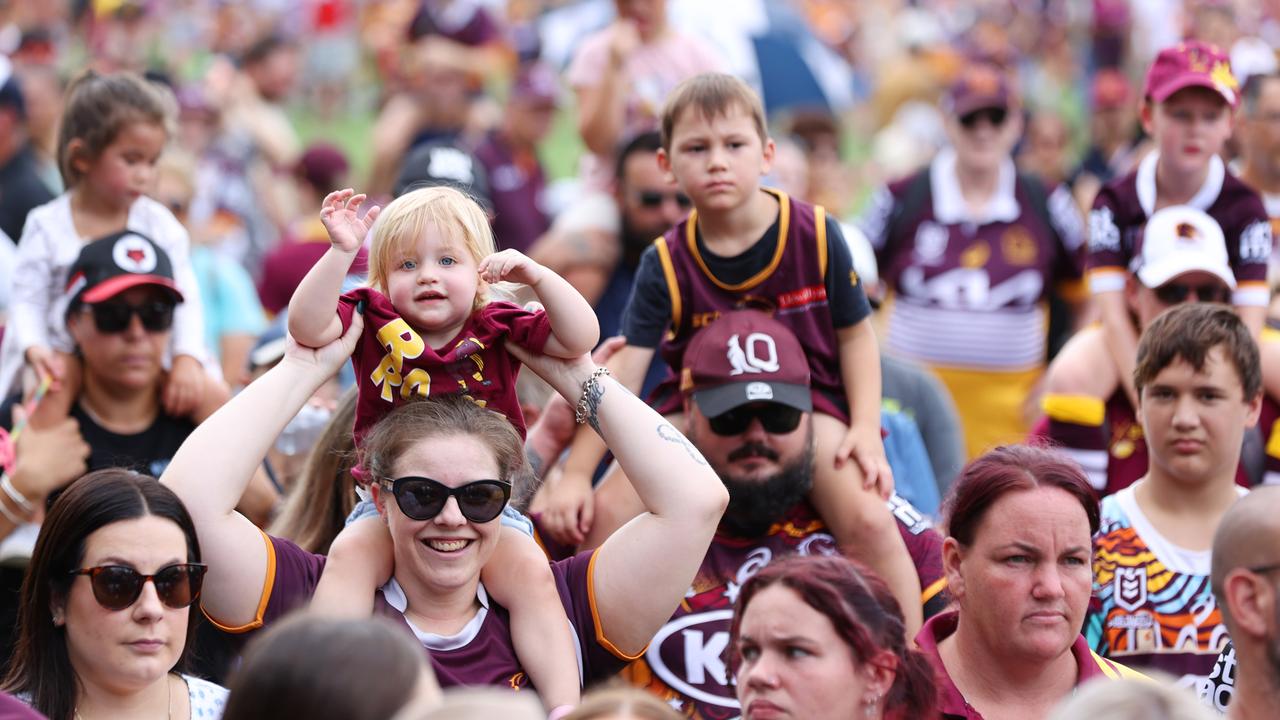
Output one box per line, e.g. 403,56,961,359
440,257,456,266
401,259,417,270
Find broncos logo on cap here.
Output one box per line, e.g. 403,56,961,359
1176,222,1200,242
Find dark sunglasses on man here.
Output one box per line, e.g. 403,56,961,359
636,190,692,210
379,476,512,523
1153,282,1233,305
69,563,207,611
83,298,176,334
958,107,1008,130
704,402,804,436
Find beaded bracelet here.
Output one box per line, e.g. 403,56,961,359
574,367,612,425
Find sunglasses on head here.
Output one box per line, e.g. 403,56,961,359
959,107,1008,129
69,563,207,611
380,477,511,523
1153,282,1232,305
85,299,175,333
637,190,692,209
706,403,804,436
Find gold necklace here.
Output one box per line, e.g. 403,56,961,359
75,673,174,720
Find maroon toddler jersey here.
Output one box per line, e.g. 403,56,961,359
336,288,551,444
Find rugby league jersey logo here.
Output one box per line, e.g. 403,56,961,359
1114,565,1148,612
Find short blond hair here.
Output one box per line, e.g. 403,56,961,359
367,186,495,310
660,73,767,150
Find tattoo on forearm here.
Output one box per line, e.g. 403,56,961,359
656,423,709,465
584,380,605,435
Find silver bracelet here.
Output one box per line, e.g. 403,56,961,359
574,367,612,425
0,487,25,526
1,472,33,515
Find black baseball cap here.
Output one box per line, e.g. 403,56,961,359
393,141,492,209
64,231,183,315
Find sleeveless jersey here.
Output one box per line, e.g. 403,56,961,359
653,188,845,418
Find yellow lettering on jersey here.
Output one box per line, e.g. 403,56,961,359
371,319,425,402
401,368,430,399
456,337,487,382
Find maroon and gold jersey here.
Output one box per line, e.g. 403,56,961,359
1087,153,1271,307
650,189,849,420
617,497,948,719
208,533,638,692
336,288,550,444
858,151,1086,371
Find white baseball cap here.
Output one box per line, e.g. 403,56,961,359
1135,206,1236,290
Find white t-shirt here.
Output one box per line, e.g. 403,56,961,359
19,674,227,719
0,194,207,397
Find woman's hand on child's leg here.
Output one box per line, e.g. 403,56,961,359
162,354,205,418
320,188,381,253
835,423,894,499
478,249,546,286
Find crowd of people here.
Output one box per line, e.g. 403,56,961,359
4,0,1280,719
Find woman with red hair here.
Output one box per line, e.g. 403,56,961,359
728,555,937,720
920,444,1143,719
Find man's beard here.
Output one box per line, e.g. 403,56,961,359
620,214,659,270
715,436,815,538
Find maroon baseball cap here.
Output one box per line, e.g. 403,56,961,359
512,62,558,106
944,63,1014,118
295,142,350,192
680,310,812,416
1143,40,1240,107
1091,69,1132,109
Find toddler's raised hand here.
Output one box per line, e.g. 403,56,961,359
320,189,381,253
478,249,546,286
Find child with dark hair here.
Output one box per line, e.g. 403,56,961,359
0,70,213,426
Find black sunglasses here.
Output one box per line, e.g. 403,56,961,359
69,563,207,611
706,403,804,436
380,477,511,523
637,190,692,209
86,299,175,333
959,107,1008,129
1153,282,1232,305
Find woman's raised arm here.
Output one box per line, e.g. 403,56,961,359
510,346,729,656
161,314,363,626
